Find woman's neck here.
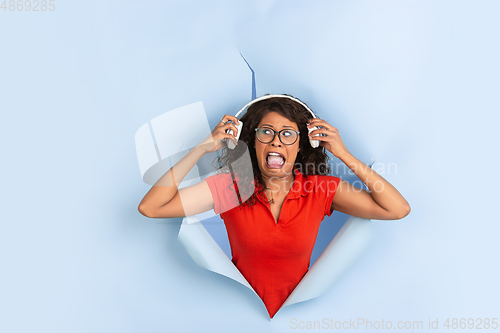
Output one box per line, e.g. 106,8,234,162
261,172,295,194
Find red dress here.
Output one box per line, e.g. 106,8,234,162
205,168,341,318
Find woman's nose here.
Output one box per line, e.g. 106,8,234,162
270,132,282,147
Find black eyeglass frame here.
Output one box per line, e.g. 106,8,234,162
254,127,301,145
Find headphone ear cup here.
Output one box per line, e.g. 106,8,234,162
308,126,320,148
226,121,243,149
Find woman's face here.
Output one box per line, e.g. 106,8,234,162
255,111,300,179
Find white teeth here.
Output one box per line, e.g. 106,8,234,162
266,152,285,166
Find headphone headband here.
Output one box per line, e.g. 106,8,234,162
234,95,317,120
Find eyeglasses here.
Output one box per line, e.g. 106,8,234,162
255,127,300,145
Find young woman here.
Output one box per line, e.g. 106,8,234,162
138,95,411,318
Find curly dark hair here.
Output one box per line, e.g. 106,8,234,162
213,94,332,206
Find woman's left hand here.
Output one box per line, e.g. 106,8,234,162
307,119,349,158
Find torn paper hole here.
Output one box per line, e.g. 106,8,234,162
135,101,373,318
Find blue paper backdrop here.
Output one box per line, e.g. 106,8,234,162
1,0,499,332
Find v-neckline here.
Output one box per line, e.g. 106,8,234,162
270,200,284,225
257,170,299,226
267,189,292,225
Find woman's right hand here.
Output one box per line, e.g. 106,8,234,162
198,115,240,153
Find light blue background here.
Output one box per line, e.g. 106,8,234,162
1,0,498,332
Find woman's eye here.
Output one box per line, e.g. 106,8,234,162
282,130,292,137
263,129,272,135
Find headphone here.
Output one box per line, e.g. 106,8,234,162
226,94,320,149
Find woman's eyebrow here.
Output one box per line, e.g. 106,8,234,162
260,124,297,129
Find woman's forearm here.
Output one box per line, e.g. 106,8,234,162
337,150,411,216
138,113,240,216
138,145,207,212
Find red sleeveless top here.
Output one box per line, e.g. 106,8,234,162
205,168,341,318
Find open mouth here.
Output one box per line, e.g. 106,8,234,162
265,152,285,169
